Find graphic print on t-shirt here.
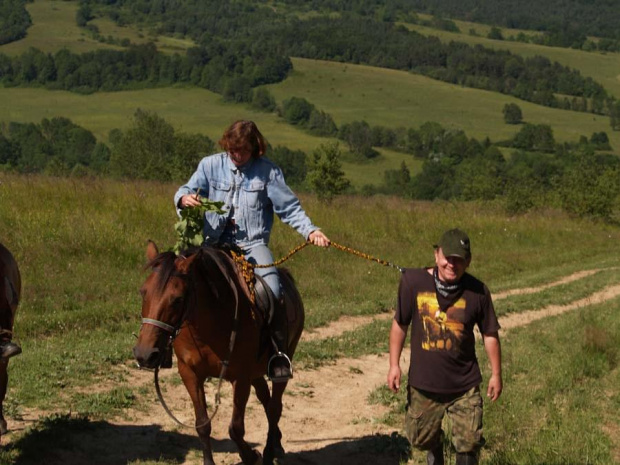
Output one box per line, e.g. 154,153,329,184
417,292,466,351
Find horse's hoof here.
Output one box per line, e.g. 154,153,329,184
252,451,263,465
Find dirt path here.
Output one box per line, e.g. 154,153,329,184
4,269,619,464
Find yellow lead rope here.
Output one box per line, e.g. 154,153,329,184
251,241,404,273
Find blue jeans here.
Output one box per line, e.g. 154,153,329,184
244,244,281,299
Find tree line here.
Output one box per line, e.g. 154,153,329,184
3,107,618,220
0,42,291,99
396,0,620,42
0,111,210,180
0,0,31,45
264,91,620,220
370,123,620,221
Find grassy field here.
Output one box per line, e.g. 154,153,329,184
267,57,620,150
0,0,194,57
0,174,619,463
401,19,620,100
0,0,119,56
2,57,615,150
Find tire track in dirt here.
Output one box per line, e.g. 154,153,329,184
4,268,619,464
493,269,601,300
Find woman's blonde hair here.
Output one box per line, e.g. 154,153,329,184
218,120,268,158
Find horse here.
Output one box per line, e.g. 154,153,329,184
0,242,21,441
133,241,305,465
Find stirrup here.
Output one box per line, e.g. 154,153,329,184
267,352,293,383
0,342,21,360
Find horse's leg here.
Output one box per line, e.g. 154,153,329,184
229,379,261,465
262,380,287,465
0,360,8,438
252,376,271,407
178,361,215,465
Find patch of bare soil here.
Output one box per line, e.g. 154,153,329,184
3,271,620,464
498,283,620,330
493,269,601,300
301,313,393,342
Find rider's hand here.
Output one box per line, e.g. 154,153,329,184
180,193,202,209
309,230,330,247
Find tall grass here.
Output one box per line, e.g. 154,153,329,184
480,298,620,464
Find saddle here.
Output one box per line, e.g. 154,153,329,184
216,244,293,381
253,274,276,325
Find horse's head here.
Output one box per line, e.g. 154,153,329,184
132,241,198,369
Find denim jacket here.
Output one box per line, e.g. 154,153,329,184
174,152,318,248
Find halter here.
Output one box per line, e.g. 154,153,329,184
141,318,177,335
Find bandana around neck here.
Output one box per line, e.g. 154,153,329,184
433,267,463,298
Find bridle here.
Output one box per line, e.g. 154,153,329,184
141,317,177,335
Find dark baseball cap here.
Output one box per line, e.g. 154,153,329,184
434,228,471,260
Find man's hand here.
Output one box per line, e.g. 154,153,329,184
387,365,402,393
487,373,503,402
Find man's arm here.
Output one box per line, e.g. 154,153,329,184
483,331,502,401
387,319,408,393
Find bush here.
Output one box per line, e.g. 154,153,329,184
250,88,276,112
558,154,620,220
503,103,523,124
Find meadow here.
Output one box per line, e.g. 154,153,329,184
0,0,193,56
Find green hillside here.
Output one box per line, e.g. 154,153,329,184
1,0,619,191
402,20,620,100
1,57,618,187
0,0,193,56
267,58,619,150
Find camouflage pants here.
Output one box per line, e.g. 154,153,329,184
405,385,485,454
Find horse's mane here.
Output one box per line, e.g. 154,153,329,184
145,250,181,294
145,246,240,296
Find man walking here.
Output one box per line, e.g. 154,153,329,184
387,229,502,465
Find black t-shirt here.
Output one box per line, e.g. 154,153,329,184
395,267,500,394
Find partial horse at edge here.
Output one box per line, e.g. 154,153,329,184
0,241,23,441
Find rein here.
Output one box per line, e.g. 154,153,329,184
253,240,404,272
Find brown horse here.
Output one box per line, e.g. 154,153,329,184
0,242,21,441
133,241,305,465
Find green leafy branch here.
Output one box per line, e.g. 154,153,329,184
172,195,226,254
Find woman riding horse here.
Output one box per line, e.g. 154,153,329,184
174,120,329,381
134,241,305,465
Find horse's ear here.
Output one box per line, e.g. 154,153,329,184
176,253,199,274
146,240,159,261
4,277,18,309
